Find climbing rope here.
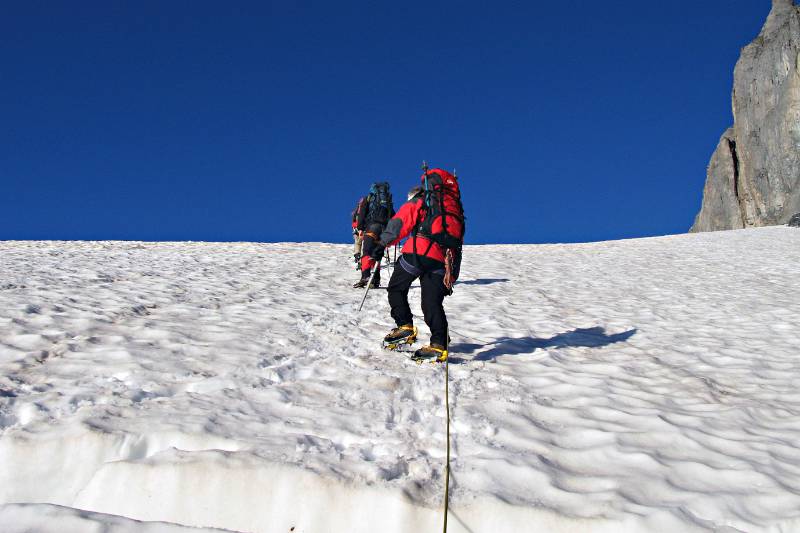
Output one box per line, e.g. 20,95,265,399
442,326,451,533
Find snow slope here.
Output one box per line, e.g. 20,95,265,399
1,227,799,532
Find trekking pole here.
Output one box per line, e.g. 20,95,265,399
357,263,380,312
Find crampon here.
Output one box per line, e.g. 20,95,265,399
382,325,418,351
410,344,448,364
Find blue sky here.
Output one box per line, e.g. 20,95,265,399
1,1,771,243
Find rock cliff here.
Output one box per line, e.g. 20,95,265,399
691,0,800,232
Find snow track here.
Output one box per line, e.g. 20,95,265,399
1,228,799,532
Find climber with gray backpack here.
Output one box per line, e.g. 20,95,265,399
353,182,395,288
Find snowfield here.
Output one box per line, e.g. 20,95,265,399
1,227,800,532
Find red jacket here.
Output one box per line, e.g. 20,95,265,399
380,198,450,263
351,197,365,229
380,168,464,264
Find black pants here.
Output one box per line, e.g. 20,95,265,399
360,222,385,282
387,254,449,346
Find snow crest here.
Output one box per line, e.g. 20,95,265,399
1,229,799,532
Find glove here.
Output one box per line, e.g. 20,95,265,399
370,243,386,261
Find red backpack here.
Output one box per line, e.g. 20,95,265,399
417,168,465,250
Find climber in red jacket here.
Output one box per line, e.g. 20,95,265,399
368,167,465,362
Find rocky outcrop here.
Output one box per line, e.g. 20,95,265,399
691,0,800,232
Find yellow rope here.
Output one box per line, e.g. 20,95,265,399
442,328,451,533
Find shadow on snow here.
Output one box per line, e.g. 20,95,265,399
449,326,637,364
455,278,510,286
